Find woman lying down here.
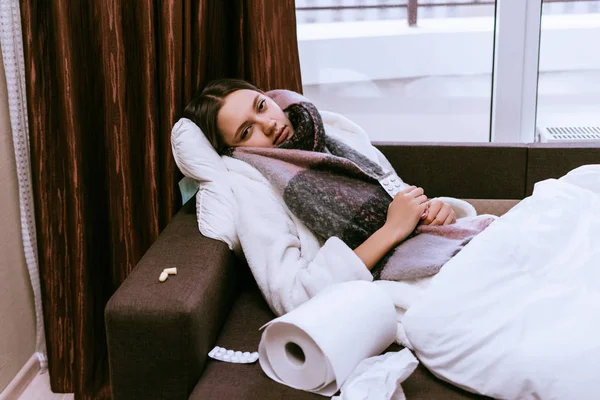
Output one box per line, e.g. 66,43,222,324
184,78,493,308
184,79,600,399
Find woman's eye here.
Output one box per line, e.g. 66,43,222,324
258,99,266,111
241,127,251,140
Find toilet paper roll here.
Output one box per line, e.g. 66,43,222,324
258,281,397,396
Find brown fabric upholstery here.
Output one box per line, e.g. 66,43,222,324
105,201,239,400
376,142,600,199
463,199,520,217
526,144,600,195
375,143,528,199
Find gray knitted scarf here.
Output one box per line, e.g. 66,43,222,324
229,90,494,280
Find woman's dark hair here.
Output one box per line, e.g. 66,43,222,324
184,79,262,153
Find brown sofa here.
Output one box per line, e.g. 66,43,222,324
105,143,600,400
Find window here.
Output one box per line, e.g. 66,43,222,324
536,1,600,143
295,0,600,144
295,0,497,143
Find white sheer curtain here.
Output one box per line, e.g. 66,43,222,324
0,0,47,369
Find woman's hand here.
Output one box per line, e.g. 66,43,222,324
421,199,456,226
383,186,428,244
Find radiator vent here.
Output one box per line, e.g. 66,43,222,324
537,125,600,143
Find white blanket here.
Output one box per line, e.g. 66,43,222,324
402,165,600,399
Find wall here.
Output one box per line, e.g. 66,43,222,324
0,50,36,392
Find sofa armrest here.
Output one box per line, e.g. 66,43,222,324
105,200,238,400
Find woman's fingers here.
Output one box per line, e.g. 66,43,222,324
418,199,456,226
415,194,428,204
443,212,456,225
431,205,452,226
405,187,424,199
399,185,417,195
394,187,423,202
423,200,442,225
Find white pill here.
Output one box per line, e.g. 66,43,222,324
226,350,234,355
223,354,231,361
243,352,251,357
217,348,225,355
164,267,177,275
158,271,168,282
231,355,240,362
234,351,242,357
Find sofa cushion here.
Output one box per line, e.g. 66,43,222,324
189,278,488,399
462,199,520,217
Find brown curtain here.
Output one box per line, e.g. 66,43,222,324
19,0,302,398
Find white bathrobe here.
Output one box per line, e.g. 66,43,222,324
222,111,476,347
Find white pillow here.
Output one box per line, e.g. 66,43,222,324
171,118,241,255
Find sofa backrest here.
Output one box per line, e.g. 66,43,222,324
375,142,599,199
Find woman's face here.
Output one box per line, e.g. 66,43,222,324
217,89,294,148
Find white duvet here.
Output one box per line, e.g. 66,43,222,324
402,165,600,400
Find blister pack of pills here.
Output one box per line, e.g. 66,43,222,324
208,346,259,364
379,173,404,198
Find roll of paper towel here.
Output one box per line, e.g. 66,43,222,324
258,281,397,396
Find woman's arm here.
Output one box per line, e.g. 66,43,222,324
353,225,398,270
354,186,428,270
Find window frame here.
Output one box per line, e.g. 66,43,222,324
491,0,543,143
